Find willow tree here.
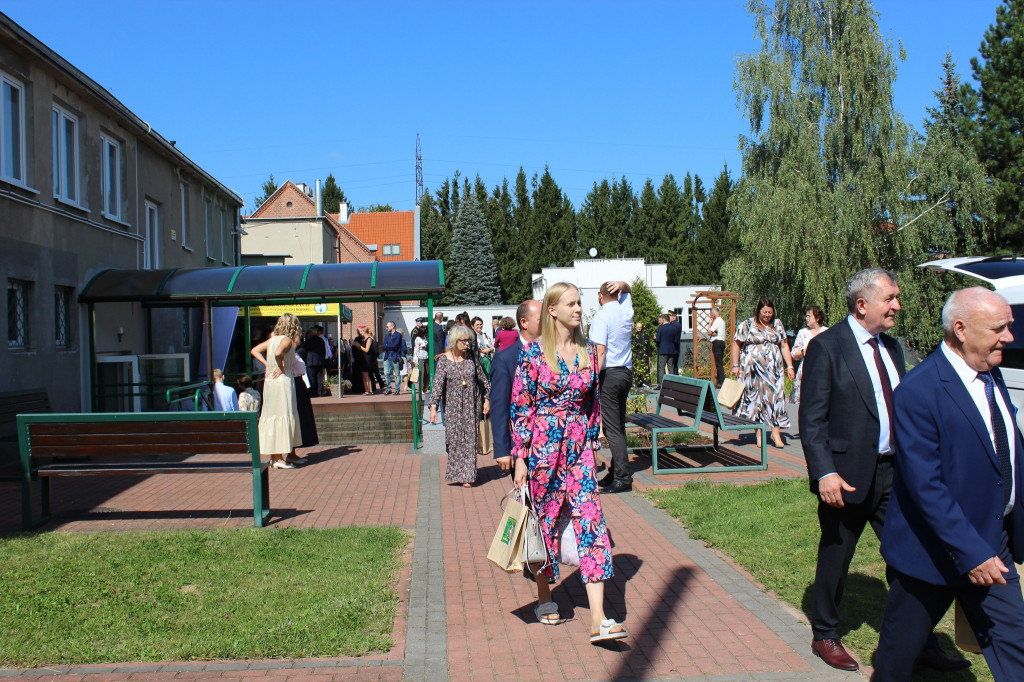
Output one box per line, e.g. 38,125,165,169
724,0,913,328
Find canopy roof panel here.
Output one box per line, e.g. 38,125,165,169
79,261,445,304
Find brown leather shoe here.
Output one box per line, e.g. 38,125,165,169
811,638,858,671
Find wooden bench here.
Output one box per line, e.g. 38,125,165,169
0,388,51,481
625,375,768,474
18,411,269,530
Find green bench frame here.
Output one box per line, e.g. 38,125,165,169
625,375,768,475
19,411,269,530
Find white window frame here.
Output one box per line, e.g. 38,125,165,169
204,197,213,260
144,200,159,268
179,183,190,249
51,104,80,205
101,135,123,221
383,243,401,256
1,72,27,185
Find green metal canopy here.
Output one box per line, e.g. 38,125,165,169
79,260,446,305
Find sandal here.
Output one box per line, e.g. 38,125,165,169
590,618,627,643
534,601,560,625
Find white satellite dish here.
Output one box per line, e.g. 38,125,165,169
588,247,597,257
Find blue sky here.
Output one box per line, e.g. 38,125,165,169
2,1,1003,213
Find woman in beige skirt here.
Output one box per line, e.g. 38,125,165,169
251,313,303,469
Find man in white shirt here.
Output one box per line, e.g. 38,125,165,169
212,369,238,411
706,307,727,388
874,287,1023,679
589,280,634,494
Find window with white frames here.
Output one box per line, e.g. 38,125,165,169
52,104,79,204
145,200,159,268
204,197,213,259
382,244,401,256
180,183,189,248
1,73,26,184
101,135,123,220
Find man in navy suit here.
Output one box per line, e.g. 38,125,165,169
874,288,1024,680
490,299,542,475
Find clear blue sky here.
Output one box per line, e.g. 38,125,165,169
2,1,1003,213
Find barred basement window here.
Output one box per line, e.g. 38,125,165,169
7,278,29,348
55,286,73,348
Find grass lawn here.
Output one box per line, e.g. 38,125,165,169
649,478,988,681
0,526,407,667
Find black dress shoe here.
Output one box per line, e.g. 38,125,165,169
600,481,633,494
917,646,971,672
598,474,614,487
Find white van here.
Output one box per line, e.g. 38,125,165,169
920,256,1024,409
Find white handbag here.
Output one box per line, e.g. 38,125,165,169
520,486,549,566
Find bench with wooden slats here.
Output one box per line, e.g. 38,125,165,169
625,375,767,474
0,388,51,481
18,411,269,530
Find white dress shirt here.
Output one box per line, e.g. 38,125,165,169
589,292,634,369
709,316,726,341
940,342,1017,512
847,315,901,454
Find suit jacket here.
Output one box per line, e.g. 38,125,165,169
304,335,326,368
489,338,524,462
432,322,446,354
799,320,905,504
880,350,1024,585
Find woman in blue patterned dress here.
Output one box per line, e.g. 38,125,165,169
511,282,627,644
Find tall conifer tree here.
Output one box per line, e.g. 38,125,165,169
450,194,502,305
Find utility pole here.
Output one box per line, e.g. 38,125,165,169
415,134,423,204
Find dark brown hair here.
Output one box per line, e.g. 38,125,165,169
754,298,776,324
806,305,825,325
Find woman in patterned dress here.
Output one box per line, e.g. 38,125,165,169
789,305,828,405
428,324,490,486
511,282,627,644
730,298,796,449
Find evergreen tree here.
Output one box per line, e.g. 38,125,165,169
968,0,1024,251
654,174,686,277
506,168,534,303
529,168,577,269
420,190,456,304
578,179,613,258
253,173,277,210
628,277,662,385
603,178,636,257
450,194,502,305
630,179,660,262
692,165,737,283
321,173,348,214
486,179,516,303
726,0,913,330
361,203,395,212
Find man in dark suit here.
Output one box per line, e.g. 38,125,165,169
874,287,1024,680
431,312,446,356
800,268,964,673
304,327,327,397
490,299,542,475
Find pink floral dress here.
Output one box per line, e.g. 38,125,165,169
510,340,613,584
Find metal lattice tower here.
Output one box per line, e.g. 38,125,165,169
415,134,423,204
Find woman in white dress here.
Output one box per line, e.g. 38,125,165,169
250,313,303,469
789,305,828,405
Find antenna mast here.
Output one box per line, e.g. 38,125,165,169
415,134,423,204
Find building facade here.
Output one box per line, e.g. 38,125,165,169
0,12,243,411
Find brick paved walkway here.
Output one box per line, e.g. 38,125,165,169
1,433,856,680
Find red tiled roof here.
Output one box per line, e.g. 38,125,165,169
334,210,416,261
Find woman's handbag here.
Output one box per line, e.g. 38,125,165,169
520,486,549,567
487,488,529,573
717,377,744,409
478,419,494,455
409,365,420,385
558,522,580,567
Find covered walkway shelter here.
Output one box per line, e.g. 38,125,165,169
78,261,446,419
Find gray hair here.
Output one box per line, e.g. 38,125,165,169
845,268,897,313
447,323,474,347
711,307,721,316
942,287,1008,335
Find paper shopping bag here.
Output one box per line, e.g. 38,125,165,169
717,378,744,409
478,419,494,455
487,489,528,573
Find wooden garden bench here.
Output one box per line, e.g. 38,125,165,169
18,411,269,530
625,375,768,474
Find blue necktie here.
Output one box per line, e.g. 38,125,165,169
979,372,1012,508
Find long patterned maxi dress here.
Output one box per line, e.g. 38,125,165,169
735,317,791,428
429,354,490,484
510,341,613,584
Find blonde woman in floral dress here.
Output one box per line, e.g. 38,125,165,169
428,324,490,486
730,298,796,449
511,282,627,645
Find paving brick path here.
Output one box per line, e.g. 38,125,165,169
1,429,855,680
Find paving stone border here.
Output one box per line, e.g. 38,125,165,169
403,452,447,681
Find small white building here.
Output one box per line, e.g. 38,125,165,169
530,258,719,333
